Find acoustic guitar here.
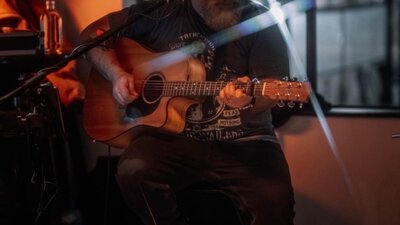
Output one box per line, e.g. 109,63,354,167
83,38,309,148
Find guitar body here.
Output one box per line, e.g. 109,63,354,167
83,38,206,148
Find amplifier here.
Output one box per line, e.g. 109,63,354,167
0,31,43,57
0,31,53,74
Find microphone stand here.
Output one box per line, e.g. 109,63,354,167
0,1,167,224
0,0,167,105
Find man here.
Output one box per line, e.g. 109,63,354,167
80,0,295,224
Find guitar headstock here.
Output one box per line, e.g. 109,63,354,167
259,78,310,108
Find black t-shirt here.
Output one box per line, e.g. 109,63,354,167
109,0,289,142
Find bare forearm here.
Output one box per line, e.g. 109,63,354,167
85,47,125,83
80,13,125,84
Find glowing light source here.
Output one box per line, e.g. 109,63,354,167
268,0,286,24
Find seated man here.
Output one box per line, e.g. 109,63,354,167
80,0,296,225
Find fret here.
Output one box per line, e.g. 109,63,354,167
253,84,259,96
169,82,172,96
173,82,178,96
163,82,168,96
198,82,203,96
166,81,170,96
189,82,192,96
178,81,183,96
183,81,188,96
197,82,201,95
206,82,211,96
170,82,175,96
189,82,196,96
180,81,184,96
218,81,223,95
192,82,198,95
262,82,266,96
169,82,173,96
184,81,189,96
187,81,191,96
188,81,192,96
186,82,190,96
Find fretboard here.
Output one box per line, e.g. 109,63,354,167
137,79,307,102
161,81,254,97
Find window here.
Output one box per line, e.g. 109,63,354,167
288,0,400,114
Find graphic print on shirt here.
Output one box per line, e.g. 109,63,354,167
168,32,215,71
169,33,253,141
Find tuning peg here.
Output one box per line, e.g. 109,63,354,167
291,77,298,81
287,101,295,108
252,78,260,84
277,100,285,108
299,103,303,109
282,76,289,81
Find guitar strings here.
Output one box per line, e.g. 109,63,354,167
128,80,306,100
131,80,300,88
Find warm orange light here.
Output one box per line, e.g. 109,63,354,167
63,0,122,32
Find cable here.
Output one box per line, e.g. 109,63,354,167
140,185,158,225
34,153,59,225
103,145,112,225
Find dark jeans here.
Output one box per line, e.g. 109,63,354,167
116,133,295,225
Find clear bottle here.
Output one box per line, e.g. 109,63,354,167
40,0,63,55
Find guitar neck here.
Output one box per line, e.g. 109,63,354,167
161,81,254,97
137,80,308,102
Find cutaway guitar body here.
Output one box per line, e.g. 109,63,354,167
83,38,206,148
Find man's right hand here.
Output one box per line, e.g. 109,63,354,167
112,72,139,106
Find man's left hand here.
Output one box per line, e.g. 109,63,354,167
219,76,253,108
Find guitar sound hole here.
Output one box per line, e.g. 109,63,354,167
142,73,164,104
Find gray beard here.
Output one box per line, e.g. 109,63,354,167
203,8,241,30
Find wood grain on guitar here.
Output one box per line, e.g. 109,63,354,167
83,38,310,148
